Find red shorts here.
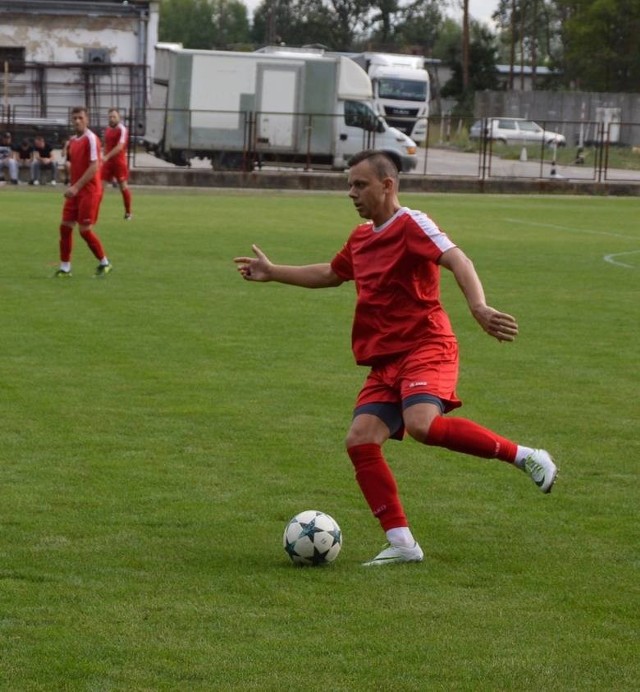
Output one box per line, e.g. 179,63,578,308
62,189,103,226
355,339,462,413
101,159,128,182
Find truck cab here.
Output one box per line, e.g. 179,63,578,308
335,99,417,172
360,54,430,144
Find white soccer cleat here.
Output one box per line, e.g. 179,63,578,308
362,542,424,567
523,449,557,493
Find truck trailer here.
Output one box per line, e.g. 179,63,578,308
348,52,430,144
145,45,418,172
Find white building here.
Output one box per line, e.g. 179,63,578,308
0,0,159,141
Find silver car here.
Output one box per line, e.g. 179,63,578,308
470,118,566,146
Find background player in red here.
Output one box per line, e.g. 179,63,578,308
54,107,112,278
101,108,132,220
234,149,557,567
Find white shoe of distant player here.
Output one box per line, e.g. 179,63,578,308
522,449,557,493
362,542,424,567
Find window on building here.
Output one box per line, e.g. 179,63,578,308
0,47,26,73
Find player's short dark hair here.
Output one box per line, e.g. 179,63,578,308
71,106,88,116
348,149,399,182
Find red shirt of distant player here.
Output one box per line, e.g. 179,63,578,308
102,121,129,181
63,128,102,225
330,207,457,366
67,129,102,193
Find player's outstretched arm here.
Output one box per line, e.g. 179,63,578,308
234,244,343,289
440,247,518,342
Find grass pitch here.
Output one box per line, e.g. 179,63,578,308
1,186,638,690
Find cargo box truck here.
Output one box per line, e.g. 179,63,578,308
145,45,418,172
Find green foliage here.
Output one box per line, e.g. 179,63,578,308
494,0,561,69
159,0,250,49
441,21,500,114
251,0,335,48
559,0,640,91
494,0,640,91
1,188,639,689
363,0,445,53
252,0,375,50
157,0,639,92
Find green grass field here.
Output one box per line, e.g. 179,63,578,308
1,186,638,690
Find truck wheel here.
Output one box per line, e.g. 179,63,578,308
168,150,191,167
212,152,254,172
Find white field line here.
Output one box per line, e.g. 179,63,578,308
603,250,640,268
504,218,639,269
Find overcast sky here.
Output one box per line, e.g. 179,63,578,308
243,0,498,25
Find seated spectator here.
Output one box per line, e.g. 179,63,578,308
31,135,59,185
0,131,18,184
16,138,35,183
59,137,71,185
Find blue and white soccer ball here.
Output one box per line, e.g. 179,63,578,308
283,510,342,566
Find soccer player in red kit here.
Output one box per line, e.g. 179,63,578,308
102,108,132,220
54,107,112,278
234,149,557,566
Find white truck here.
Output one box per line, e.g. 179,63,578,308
348,53,430,144
145,45,418,172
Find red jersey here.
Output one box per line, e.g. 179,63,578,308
104,122,128,165
331,207,457,366
67,129,102,193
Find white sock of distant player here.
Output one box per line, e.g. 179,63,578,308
60,261,71,272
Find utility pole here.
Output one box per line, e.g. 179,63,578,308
462,0,470,90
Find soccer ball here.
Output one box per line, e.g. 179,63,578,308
283,510,342,566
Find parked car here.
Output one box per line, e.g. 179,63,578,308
469,118,566,146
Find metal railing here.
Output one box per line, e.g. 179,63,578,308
4,104,640,184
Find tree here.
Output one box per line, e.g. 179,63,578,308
252,0,375,51
363,0,445,54
461,0,469,89
369,0,401,46
558,0,640,91
210,0,251,47
441,21,499,113
159,0,250,49
493,0,640,92
494,0,560,89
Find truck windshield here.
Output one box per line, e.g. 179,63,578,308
377,78,427,102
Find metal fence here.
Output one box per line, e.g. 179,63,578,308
3,104,640,185
0,60,148,143
420,116,640,183
135,107,640,184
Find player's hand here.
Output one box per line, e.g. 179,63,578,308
233,244,272,282
473,305,519,342
64,184,78,199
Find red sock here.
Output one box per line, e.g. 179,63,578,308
122,188,132,214
425,415,517,462
59,224,73,262
347,443,408,531
80,229,106,260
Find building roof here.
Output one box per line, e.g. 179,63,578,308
0,0,153,17
495,64,559,76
